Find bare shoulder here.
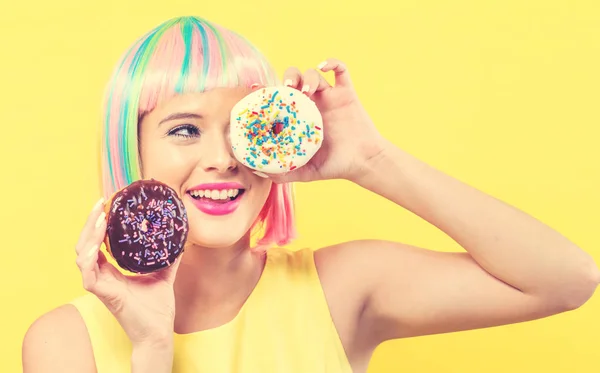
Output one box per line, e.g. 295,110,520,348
313,241,379,367
313,240,376,318
23,304,96,373
313,240,376,304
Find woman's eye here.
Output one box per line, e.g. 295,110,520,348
168,125,200,138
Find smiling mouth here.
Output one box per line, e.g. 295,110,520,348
187,188,246,203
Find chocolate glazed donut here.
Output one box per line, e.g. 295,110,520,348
103,179,189,274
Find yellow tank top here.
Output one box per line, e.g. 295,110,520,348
69,247,352,372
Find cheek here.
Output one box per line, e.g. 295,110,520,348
251,179,273,210
141,141,200,185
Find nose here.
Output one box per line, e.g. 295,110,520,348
198,130,237,173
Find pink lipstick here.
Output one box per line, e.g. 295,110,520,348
187,182,245,216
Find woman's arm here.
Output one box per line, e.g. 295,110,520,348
23,196,182,372
22,305,174,373
270,59,599,345
325,138,599,344
23,305,97,372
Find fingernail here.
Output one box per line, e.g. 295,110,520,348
95,212,106,228
284,79,293,87
301,85,310,93
250,83,260,89
253,171,269,178
87,244,99,258
317,61,328,70
93,197,104,211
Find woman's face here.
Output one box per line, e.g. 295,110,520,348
138,87,272,249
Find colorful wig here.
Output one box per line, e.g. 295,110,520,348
100,16,296,250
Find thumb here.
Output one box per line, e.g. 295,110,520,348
252,168,311,184
252,170,292,183
156,252,185,284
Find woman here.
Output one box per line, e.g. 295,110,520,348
22,16,599,373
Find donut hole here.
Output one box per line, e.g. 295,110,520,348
138,213,163,234
140,218,152,233
271,121,284,137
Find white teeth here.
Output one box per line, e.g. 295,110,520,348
190,189,242,200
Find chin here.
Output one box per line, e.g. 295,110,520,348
180,192,264,250
185,222,251,250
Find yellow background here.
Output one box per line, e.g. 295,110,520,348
1,0,599,371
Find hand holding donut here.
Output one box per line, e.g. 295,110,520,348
234,58,386,184
74,194,182,348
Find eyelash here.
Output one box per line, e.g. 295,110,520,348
168,124,201,139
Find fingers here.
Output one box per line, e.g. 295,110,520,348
77,243,125,302
97,251,121,278
317,58,353,88
279,58,351,97
282,66,331,95
156,252,185,284
74,196,111,294
282,66,304,91
253,58,351,95
297,68,331,96
76,243,100,292
75,197,107,255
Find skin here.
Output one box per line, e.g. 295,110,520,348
23,58,600,373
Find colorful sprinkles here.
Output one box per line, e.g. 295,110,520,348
230,86,323,173
106,179,188,274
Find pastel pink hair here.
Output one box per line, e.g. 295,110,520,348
100,16,295,251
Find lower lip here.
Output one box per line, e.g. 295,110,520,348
187,192,243,216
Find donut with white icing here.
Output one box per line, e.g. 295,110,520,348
229,86,323,174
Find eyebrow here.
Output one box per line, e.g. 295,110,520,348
158,112,203,126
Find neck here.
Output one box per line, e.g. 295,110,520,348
173,236,266,332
